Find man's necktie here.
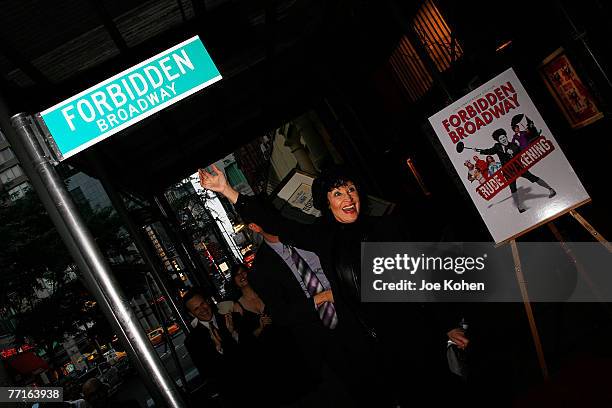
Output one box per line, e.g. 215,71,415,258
289,247,338,329
210,323,223,354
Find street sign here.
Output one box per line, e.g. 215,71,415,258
40,36,221,160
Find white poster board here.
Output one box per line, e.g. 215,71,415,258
276,171,322,217
428,68,590,243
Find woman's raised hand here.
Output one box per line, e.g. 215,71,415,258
199,164,227,192
198,164,239,203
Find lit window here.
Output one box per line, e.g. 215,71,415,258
389,36,434,102
8,182,30,201
413,0,463,72
0,165,23,184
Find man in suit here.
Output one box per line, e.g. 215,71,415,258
477,128,556,213
248,222,334,336
246,221,385,407
77,378,140,408
183,291,240,405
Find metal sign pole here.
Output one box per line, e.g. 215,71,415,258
84,150,192,336
0,105,186,407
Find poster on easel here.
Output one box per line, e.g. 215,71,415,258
428,68,590,244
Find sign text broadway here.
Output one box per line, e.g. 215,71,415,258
41,36,221,160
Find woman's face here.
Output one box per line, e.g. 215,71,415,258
234,268,249,288
327,182,360,224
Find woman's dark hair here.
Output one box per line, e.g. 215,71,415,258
225,263,250,296
230,263,249,281
312,165,367,217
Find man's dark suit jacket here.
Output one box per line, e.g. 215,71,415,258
249,241,392,407
183,313,239,384
249,242,331,375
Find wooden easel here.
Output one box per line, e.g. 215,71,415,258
406,157,609,381
568,210,612,253
406,158,432,197
508,207,610,381
547,222,612,318
510,240,550,380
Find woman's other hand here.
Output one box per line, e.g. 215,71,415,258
447,328,469,350
260,315,272,327
254,315,272,337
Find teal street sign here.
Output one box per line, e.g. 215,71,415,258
40,36,221,160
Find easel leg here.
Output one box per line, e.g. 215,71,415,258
510,240,550,381
406,158,432,197
569,210,612,253
549,222,599,297
548,222,612,316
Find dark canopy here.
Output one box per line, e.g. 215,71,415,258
0,0,403,194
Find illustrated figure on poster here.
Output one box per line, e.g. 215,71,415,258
510,114,539,150
473,155,488,174
476,129,556,213
486,155,501,177
464,160,484,184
